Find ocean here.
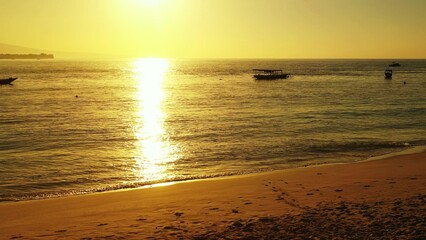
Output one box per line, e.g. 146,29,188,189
1,59,425,202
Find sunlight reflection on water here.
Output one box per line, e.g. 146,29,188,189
132,58,180,182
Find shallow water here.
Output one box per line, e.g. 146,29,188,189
1,59,425,201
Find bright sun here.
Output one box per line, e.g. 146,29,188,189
137,0,162,7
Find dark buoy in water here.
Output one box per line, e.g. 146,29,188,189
404,81,406,85
75,95,79,98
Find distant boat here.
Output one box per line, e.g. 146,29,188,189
384,69,392,79
0,77,17,84
389,62,401,67
253,69,290,80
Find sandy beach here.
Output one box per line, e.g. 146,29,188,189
1,147,425,239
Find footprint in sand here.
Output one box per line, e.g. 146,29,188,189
163,225,179,230
101,235,115,238
174,212,184,217
276,195,284,200
9,235,23,239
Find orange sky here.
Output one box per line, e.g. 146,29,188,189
1,0,425,58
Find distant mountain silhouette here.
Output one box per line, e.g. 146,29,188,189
0,43,49,54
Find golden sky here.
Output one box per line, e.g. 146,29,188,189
1,0,425,58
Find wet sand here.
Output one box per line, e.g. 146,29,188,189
1,147,425,239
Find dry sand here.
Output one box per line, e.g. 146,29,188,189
1,147,425,239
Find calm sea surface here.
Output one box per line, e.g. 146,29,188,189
1,59,425,201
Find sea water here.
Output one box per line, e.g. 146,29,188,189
0,59,425,201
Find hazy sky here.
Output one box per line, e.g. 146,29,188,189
1,0,425,58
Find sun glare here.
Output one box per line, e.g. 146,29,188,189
134,0,163,8
132,58,179,182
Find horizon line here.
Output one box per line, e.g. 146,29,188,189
5,56,425,61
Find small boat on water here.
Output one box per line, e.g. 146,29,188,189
253,69,290,80
384,69,392,79
0,77,18,84
389,62,401,67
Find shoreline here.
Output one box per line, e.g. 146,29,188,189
2,145,423,204
1,147,425,239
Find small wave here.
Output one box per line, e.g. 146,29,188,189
0,169,267,202
303,140,423,155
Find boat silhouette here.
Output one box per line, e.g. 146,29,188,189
253,69,290,80
0,77,18,84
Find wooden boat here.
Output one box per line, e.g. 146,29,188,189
253,69,290,80
0,77,18,84
389,62,401,67
384,69,392,79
